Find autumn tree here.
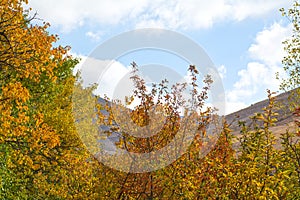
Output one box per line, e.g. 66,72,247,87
3,0,300,199
223,91,290,199
275,2,300,198
0,0,101,199
90,62,232,199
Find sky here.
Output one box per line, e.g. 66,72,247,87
27,0,293,114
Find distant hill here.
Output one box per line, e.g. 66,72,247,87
226,90,294,128
225,89,299,149
97,90,298,150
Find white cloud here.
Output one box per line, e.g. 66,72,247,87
86,31,103,41
73,54,130,98
135,0,232,29
28,0,150,32
225,101,247,115
217,65,226,80
229,0,289,21
27,0,289,32
248,23,292,65
95,61,130,99
225,22,292,114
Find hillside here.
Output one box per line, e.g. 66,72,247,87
226,90,294,127
225,89,299,148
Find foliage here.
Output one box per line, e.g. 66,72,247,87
0,0,100,199
279,0,300,110
279,0,300,91
1,0,300,199
95,62,218,199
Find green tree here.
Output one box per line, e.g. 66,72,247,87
276,2,300,198
280,1,300,91
279,0,300,111
227,91,290,199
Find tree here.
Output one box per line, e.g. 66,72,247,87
279,0,300,111
280,1,300,91
226,91,290,199
3,0,300,199
276,2,300,198
91,62,231,199
0,1,101,198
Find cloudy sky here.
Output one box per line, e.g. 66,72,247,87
27,0,293,114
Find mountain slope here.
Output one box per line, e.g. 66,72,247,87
225,89,299,149
225,90,296,129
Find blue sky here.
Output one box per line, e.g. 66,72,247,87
27,0,293,114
